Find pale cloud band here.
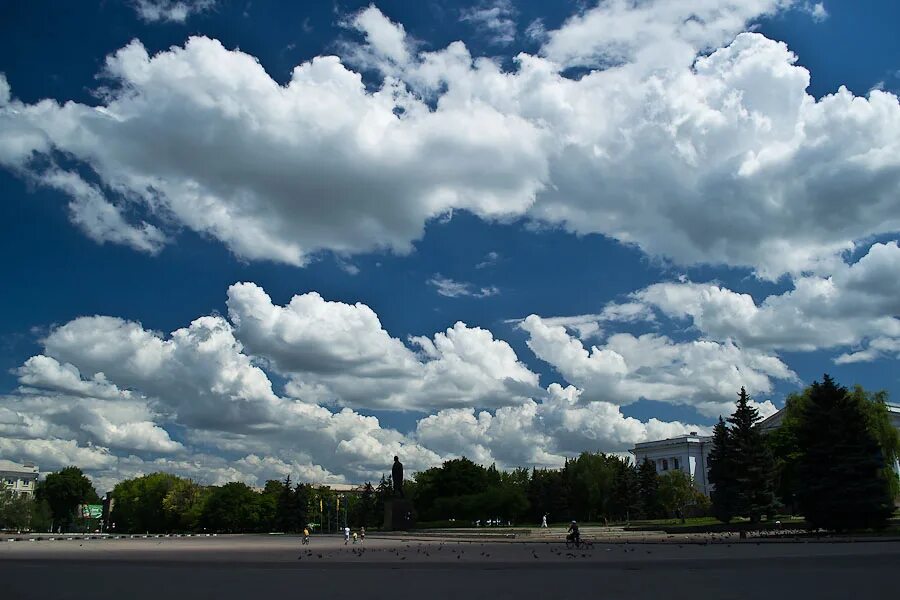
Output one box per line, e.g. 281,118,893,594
1,282,721,490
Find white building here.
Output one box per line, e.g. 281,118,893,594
631,432,713,496
631,402,900,496
0,460,39,497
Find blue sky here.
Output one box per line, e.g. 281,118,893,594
1,0,899,489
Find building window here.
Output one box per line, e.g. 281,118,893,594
5,479,13,486
661,459,669,471
673,458,680,470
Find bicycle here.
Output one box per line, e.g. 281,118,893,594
565,535,592,550
301,535,310,546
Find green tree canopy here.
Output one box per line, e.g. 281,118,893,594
637,458,661,519
792,375,894,530
707,416,737,523
161,478,208,531
112,472,180,533
657,470,695,521
728,387,776,522
36,466,99,529
201,482,261,532
0,489,34,530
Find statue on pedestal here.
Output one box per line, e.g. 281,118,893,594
384,455,413,530
392,455,404,497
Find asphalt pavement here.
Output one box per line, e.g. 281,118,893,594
2,535,897,599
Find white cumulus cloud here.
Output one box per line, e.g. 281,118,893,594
0,4,898,278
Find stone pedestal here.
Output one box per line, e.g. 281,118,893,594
384,498,415,531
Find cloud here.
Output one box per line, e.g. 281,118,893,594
41,170,167,253
835,337,900,364
519,314,793,417
428,274,499,298
524,19,546,42
475,251,500,269
341,4,413,69
460,0,517,46
622,241,900,356
0,282,728,489
540,0,784,70
416,383,709,466
132,0,216,23
226,282,534,411
1,4,899,278
801,2,829,22
0,31,546,266
132,0,215,23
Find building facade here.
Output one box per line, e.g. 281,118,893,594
631,432,713,496
0,460,39,497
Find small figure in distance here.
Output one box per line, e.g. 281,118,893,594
302,526,310,545
344,525,351,545
352,531,358,544
360,526,365,541
566,520,580,545
541,514,548,528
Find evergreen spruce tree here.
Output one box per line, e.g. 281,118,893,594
637,458,661,519
293,483,310,532
275,476,297,532
611,462,640,522
707,416,737,523
727,387,776,522
794,375,894,531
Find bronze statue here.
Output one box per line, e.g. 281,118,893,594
392,455,404,497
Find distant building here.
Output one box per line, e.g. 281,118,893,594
631,402,900,496
0,460,39,497
310,483,366,496
631,432,713,496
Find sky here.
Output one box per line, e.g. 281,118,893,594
1,0,900,492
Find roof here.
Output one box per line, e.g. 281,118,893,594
310,483,365,493
632,433,711,452
0,460,39,474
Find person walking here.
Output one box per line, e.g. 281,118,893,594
360,526,366,541
302,527,310,545
344,525,350,545
541,514,548,528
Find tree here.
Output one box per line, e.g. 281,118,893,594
707,416,737,523
200,482,260,532
293,483,311,530
658,470,695,522
112,473,179,533
272,476,297,532
793,375,894,530
854,386,900,501
162,478,207,531
30,496,53,532
356,482,377,527
727,388,776,522
36,466,99,530
373,475,392,528
637,458,661,519
610,461,640,522
0,490,33,530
